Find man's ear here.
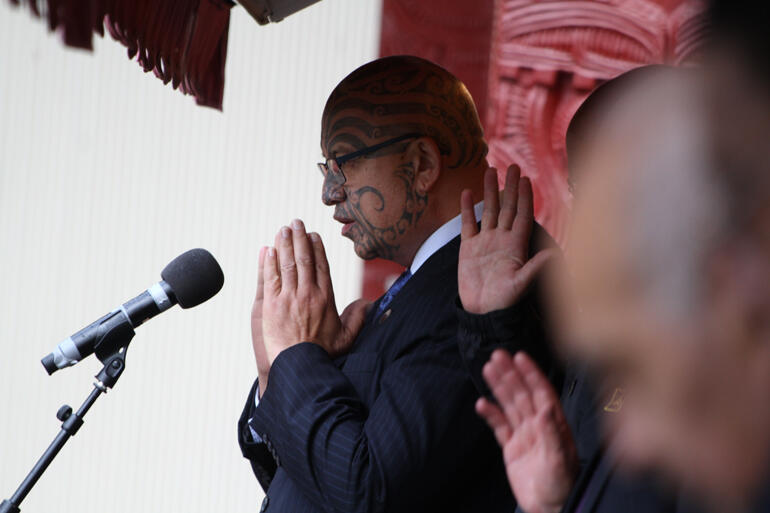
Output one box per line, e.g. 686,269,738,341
409,137,442,194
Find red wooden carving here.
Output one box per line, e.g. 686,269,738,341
365,0,708,299
486,0,709,241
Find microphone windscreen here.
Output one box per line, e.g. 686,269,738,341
161,248,225,308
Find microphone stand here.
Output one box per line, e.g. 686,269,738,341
0,322,135,513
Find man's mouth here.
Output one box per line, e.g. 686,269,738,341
334,215,356,236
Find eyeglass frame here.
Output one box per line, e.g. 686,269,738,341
317,132,423,183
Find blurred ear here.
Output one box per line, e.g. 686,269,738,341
407,137,442,194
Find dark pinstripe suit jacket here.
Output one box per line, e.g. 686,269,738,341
752,475,770,513
557,365,694,513
238,235,515,512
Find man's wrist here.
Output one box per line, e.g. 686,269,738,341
456,296,526,330
460,301,488,315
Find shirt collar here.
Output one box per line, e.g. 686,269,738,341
409,201,484,274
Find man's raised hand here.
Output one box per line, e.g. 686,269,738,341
477,350,578,513
459,165,556,314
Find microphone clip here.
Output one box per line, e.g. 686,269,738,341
93,316,135,389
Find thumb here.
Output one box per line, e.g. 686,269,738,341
513,247,559,296
340,298,372,339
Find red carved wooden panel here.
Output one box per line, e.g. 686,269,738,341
486,0,709,242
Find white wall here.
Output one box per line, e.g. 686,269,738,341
0,2,380,511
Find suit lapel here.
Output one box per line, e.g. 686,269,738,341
576,453,614,512
372,234,461,325
561,448,616,513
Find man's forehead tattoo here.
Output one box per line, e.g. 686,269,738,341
322,56,487,169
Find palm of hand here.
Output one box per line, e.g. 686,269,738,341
458,166,553,315
502,411,575,513
478,351,578,513
459,231,527,315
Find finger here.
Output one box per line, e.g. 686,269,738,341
536,403,570,455
476,397,513,447
500,355,537,421
487,350,537,422
340,298,371,340
538,401,578,474
263,247,281,297
255,246,267,302
276,226,297,292
498,164,521,230
511,176,535,251
480,168,500,230
460,189,479,240
483,350,523,428
309,232,333,292
291,219,316,290
482,349,513,391
513,351,561,412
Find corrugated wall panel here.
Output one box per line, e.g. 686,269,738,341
0,2,381,511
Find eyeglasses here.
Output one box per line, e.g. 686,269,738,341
318,133,422,183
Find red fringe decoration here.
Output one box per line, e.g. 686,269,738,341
10,0,232,110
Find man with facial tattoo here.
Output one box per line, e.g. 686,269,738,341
237,55,556,512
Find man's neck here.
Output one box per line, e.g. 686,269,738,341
406,201,484,273
395,165,487,267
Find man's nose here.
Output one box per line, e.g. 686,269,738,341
322,175,346,205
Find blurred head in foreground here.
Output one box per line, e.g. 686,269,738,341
554,58,770,511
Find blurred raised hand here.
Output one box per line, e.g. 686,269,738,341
477,350,578,513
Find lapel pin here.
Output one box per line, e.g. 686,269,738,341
603,387,625,413
378,309,392,325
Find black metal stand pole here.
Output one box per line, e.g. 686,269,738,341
0,385,105,513
0,339,130,513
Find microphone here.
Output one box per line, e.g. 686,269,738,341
41,248,224,375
